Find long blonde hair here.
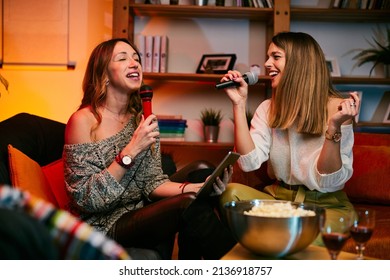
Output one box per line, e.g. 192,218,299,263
80,38,143,137
268,32,341,135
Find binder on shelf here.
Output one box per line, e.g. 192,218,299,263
160,36,168,73
144,35,153,73
152,35,161,73
135,34,145,65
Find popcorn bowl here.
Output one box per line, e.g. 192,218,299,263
223,199,325,258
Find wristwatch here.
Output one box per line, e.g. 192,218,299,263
115,153,135,169
325,130,342,143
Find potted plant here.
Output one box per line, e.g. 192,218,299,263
348,25,390,77
200,108,223,143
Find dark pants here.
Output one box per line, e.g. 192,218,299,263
108,193,236,260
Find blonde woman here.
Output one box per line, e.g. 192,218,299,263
220,32,360,244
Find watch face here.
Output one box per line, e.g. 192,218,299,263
122,155,132,165
333,132,342,142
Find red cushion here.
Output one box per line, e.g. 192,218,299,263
42,159,69,210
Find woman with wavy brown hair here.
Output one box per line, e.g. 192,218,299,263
220,32,360,244
63,38,236,259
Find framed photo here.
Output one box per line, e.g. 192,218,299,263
339,91,363,123
371,91,390,122
196,54,237,74
325,56,341,77
383,104,390,123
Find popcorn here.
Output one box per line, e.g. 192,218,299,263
244,201,316,218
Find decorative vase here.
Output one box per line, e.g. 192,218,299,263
204,125,219,143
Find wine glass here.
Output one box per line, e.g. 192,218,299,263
350,208,375,260
321,215,351,260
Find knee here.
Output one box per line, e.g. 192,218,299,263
219,183,249,208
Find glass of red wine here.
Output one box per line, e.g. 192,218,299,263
321,215,352,260
350,208,375,260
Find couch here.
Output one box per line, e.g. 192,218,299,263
231,131,390,260
0,113,215,259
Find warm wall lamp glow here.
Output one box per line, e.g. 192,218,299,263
0,62,76,71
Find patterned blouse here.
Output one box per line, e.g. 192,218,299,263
63,118,169,234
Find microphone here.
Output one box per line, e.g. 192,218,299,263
215,71,259,90
139,84,153,118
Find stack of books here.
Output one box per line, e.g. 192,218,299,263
157,115,187,141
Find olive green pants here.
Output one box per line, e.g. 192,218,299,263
219,182,356,246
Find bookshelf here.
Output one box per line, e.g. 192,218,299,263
113,0,390,136
113,1,390,84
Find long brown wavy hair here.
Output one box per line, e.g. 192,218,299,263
79,38,143,137
268,32,341,135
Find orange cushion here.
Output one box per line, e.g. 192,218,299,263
8,145,58,207
42,159,69,210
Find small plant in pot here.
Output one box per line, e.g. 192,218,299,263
200,108,223,143
348,25,390,77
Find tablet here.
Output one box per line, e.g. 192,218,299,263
195,151,240,200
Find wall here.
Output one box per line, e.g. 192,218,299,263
0,0,113,124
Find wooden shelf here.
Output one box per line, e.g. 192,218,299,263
291,8,390,22
357,122,390,127
130,4,273,21
332,77,390,85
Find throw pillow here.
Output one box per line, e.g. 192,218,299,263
7,144,58,207
42,159,69,210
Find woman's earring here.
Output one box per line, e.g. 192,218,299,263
106,80,110,86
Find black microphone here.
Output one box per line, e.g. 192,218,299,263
139,84,153,118
215,71,259,90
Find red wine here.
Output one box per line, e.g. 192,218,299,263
322,233,350,251
350,226,373,243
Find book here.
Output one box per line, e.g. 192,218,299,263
158,119,187,126
152,35,161,73
159,127,186,133
160,36,168,73
144,35,153,72
134,34,145,65
160,137,185,142
156,114,182,120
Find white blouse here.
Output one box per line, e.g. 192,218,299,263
237,99,354,193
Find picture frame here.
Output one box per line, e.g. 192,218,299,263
371,91,390,123
196,54,237,74
325,56,341,77
383,103,390,123
339,91,363,123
